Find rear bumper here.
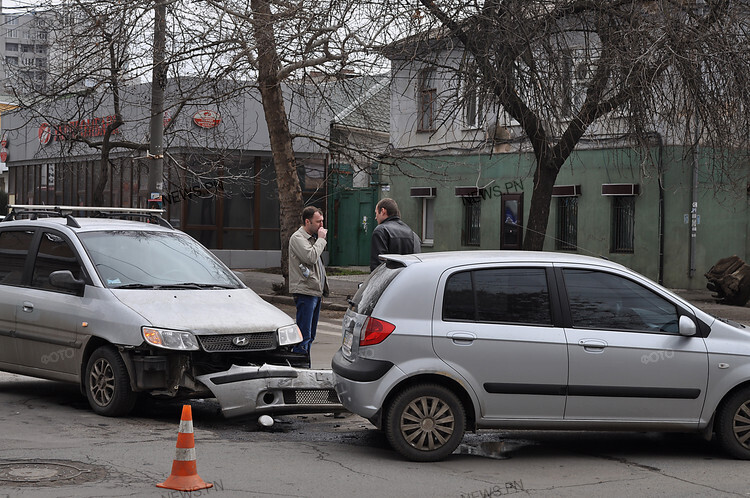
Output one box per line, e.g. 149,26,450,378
332,350,401,424
197,364,342,418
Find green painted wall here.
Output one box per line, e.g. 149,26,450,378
379,146,748,289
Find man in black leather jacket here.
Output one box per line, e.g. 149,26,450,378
370,198,421,271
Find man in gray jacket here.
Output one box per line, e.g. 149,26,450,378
370,198,421,271
288,206,328,363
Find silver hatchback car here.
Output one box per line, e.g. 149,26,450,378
333,251,750,461
0,205,311,417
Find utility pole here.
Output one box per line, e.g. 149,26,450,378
148,0,167,207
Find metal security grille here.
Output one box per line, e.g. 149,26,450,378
197,332,276,352
611,196,635,253
283,389,340,405
463,200,481,246
556,196,578,251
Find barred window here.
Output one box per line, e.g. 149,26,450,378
611,196,635,253
556,197,578,251
462,199,480,246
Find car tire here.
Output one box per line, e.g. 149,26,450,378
385,383,465,462
85,346,137,417
716,387,750,459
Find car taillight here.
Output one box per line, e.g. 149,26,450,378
360,317,396,346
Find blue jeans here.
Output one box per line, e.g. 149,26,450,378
292,294,321,354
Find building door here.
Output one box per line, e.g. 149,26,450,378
501,193,523,249
328,188,376,266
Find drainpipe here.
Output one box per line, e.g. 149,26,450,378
689,115,699,278
652,132,665,285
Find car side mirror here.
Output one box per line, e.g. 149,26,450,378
49,270,86,293
678,315,697,337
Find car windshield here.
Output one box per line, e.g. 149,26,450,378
79,230,241,289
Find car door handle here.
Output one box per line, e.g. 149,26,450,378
448,332,476,345
22,301,34,313
579,339,607,352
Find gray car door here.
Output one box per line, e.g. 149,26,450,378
433,265,568,421
559,267,708,424
0,229,35,366
13,231,87,379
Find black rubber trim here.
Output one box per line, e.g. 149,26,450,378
568,385,701,399
484,382,567,396
483,382,700,400
208,368,299,386
332,349,393,382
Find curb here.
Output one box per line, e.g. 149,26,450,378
258,294,349,312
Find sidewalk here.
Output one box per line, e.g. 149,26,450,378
236,267,750,324
235,267,369,312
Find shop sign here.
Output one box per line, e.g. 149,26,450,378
38,115,121,146
193,110,221,129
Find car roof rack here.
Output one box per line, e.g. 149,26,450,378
4,205,173,229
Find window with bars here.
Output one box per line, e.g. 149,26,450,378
462,199,481,246
611,196,635,253
418,68,436,132
556,197,578,251
422,197,435,246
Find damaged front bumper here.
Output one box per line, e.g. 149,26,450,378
197,364,344,418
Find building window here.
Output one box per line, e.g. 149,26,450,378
556,196,578,251
462,198,481,246
5,43,18,52
5,15,19,25
463,76,483,128
6,29,17,38
5,56,18,66
418,68,436,132
422,197,435,246
611,196,635,253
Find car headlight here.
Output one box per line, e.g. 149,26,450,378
277,324,302,346
142,327,200,351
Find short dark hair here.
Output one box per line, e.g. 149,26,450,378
376,198,400,218
302,206,323,223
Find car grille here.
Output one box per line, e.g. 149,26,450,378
197,332,277,352
283,389,340,405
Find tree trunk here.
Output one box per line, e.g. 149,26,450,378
523,156,560,251
92,148,111,206
251,0,303,292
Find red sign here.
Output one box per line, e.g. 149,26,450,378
0,148,7,162
38,115,121,146
38,123,53,145
193,110,221,129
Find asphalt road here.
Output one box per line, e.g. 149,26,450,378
2,306,750,497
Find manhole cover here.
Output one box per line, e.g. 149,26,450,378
0,460,107,487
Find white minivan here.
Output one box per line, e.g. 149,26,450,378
0,205,338,417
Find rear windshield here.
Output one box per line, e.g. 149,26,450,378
350,262,404,316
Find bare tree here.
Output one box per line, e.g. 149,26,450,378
379,0,750,250
202,0,385,288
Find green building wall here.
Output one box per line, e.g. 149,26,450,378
381,146,748,289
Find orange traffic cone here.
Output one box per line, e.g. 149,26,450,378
156,405,213,491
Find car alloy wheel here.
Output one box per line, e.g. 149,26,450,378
89,357,115,407
84,346,137,417
400,395,455,451
716,387,750,459
385,384,465,461
731,401,750,449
